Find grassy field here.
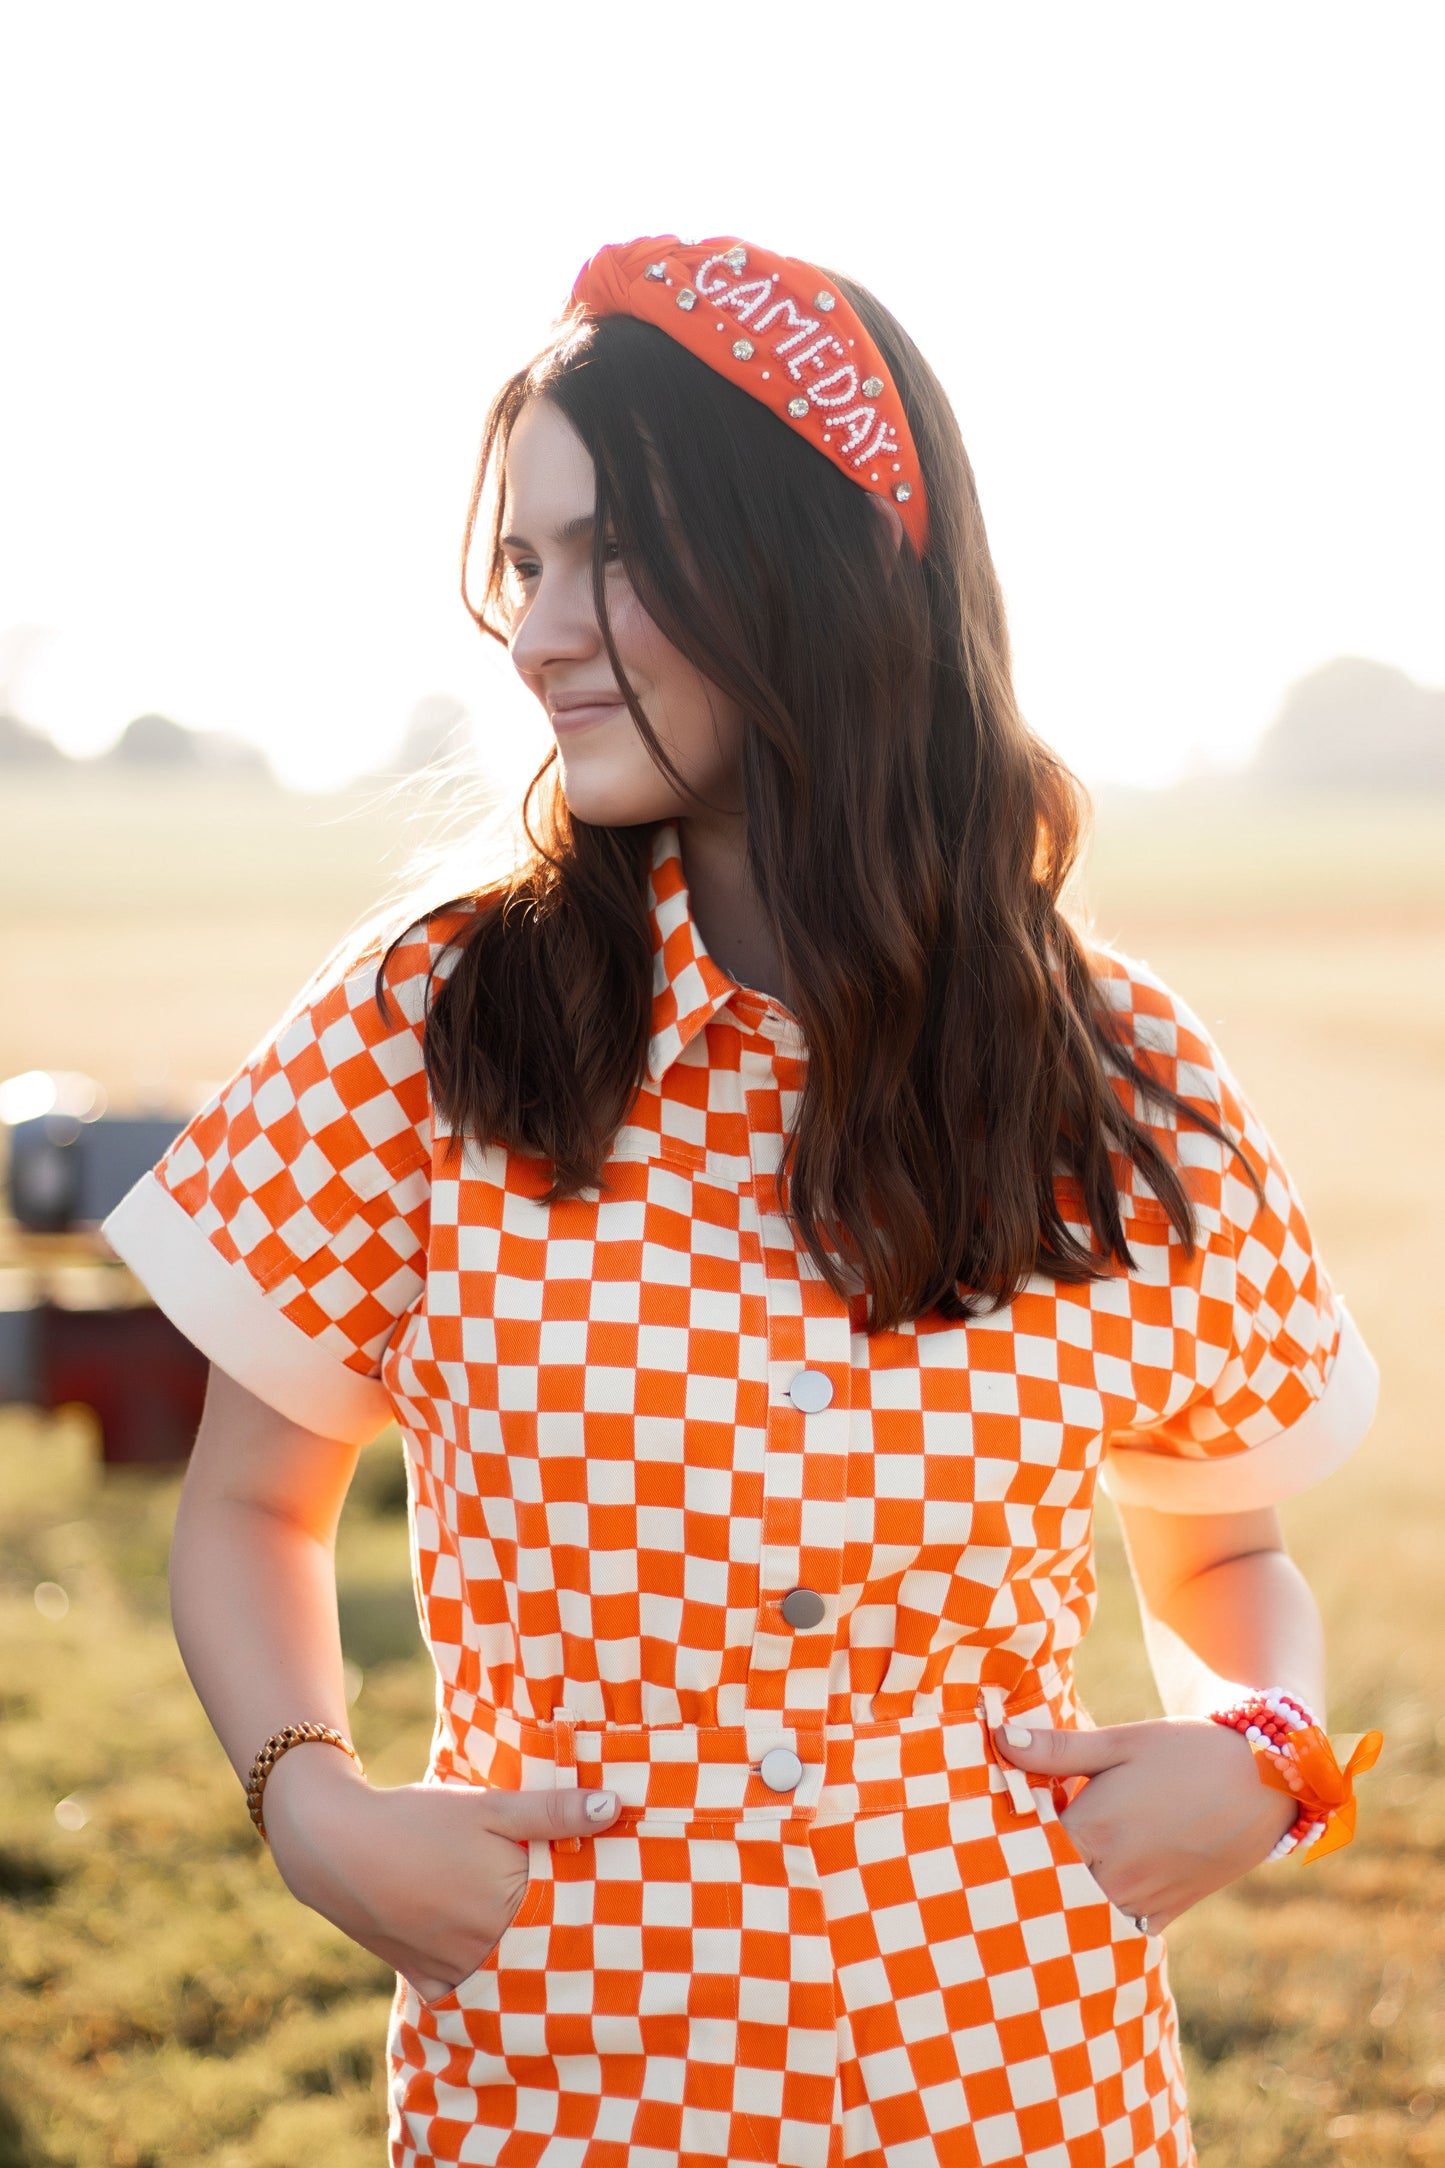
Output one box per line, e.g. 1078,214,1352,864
1,776,1442,2165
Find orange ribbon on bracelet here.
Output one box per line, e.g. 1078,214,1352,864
1254,1724,1384,1860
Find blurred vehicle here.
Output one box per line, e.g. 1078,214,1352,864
0,1070,206,1465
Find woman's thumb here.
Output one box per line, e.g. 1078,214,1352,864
477,1785,621,1842
993,1723,1124,1778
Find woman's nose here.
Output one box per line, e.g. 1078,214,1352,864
508,567,600,677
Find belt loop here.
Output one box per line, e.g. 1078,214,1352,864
552,1709,581,1853
980,1681,1035,1816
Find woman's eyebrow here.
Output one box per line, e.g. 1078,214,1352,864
499,513,598,550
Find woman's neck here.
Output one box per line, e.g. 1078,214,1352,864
676,810,792,1010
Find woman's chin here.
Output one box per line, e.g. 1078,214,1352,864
557,770,683,830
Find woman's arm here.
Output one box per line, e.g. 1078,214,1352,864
172,1363,619,2000
170,1362,363,1782
1113,1499,1326,1723
995,1501,1323,1928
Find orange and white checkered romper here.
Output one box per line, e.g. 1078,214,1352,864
105,820,1378,2168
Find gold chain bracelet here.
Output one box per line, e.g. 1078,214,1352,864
244,1722,365,1843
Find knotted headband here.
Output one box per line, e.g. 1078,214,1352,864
568,234,930,557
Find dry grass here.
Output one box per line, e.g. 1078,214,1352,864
1,777,1442,2165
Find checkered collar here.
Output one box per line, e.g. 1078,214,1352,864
644,821,741,1083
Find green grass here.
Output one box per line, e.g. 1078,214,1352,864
0,1415,433,2167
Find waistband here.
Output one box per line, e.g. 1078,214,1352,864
432,1674,1077,1827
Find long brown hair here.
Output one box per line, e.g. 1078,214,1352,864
385,273,1244,1334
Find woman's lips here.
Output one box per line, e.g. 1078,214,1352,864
550,699,627,732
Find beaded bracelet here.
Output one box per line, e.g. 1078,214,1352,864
1209,1688,1383,1862
244,1722,365,1844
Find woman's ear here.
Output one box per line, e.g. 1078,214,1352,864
872,493,905,555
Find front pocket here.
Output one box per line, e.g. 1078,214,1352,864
1040,1793,1157,1944
416,1836,550,2012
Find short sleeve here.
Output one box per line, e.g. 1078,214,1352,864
101,912,465,1444
1094,953,1379,1515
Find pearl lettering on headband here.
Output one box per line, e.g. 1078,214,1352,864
804,364,860,409
601,240,921,505
715,277,775,322
825,407,902,466
825,406,877,456
695,247,749,295
784,333,848,382
752,295,822,349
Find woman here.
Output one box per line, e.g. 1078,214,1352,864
104,233,1381,2168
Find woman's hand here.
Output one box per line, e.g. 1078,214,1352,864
993,1716,1298,1931
257,1747,621,2003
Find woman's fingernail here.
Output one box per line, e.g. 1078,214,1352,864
584,1790,618,1822
1004,1725,1034,1747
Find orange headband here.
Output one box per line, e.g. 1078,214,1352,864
568,233,930,558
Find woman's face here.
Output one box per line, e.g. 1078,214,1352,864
500,395,745,827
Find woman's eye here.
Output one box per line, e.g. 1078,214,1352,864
507,539,622,584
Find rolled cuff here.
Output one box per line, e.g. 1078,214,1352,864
1100,1304,1379,1515
100,1172,394,1446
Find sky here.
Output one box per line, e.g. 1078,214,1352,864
2,2,1442,793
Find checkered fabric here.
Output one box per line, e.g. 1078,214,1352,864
121,821,1371,2168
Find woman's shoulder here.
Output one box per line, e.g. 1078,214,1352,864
1075,940,1255,1239
285,894,492,1043
1080,939,1235,1121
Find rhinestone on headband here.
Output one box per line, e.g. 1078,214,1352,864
861,375,883,397
645,263,668,281
676,288,697,311
732,339,754,360
787,397,809,418
814,291,835,311
723,246,747,272
894,483,912,502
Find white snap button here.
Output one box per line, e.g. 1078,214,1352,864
758,1747,804,1793
787,1369,833,1413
